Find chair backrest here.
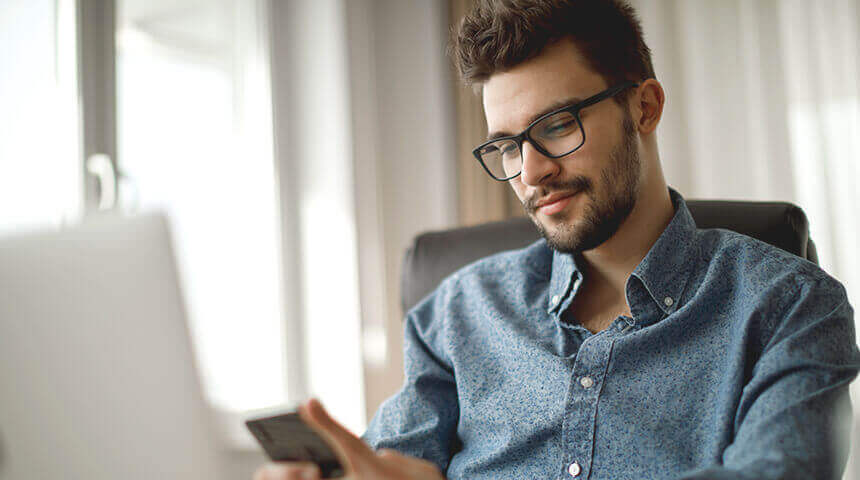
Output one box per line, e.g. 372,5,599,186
401,199,818,313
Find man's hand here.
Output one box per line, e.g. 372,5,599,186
252,398,446,480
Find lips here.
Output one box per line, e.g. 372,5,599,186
536,191,578,208
537,191,579,216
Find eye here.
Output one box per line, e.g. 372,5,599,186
544,119,577,135
501,143,517,155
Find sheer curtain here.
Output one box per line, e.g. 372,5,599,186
630,0,860,477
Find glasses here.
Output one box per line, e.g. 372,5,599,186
472,81,639,181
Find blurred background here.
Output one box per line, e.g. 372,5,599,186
0,0,858,478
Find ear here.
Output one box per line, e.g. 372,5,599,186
631,79,665,135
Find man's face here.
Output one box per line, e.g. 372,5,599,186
482,38,642,254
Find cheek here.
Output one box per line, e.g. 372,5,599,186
580,113,618,156
509,180,527,202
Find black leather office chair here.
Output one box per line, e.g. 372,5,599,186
401,199,818,313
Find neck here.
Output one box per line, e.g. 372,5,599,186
579,182,674,301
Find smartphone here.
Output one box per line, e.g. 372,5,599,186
245,410,345,478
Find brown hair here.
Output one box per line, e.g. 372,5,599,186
448,0,656,104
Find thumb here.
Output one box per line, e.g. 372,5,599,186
298,399,375,473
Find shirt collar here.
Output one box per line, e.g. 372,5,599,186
628,186,699,318
547,246,584,314
547,186,698,320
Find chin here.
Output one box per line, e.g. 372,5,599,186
530,215,582,253
531,203,621,254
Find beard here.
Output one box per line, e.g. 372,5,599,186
526,109,641,254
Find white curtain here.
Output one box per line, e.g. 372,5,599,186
267,0,456,436
630,0,860,477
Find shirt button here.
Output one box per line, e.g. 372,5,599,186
663,296,674,307
551,295,560,306
580,376,594,388
568,461,581,477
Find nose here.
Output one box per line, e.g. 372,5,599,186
519,140,559,187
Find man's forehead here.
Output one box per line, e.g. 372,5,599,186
481,39,605,135
482,73,603,138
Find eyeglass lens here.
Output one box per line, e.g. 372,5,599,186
478,110,583,179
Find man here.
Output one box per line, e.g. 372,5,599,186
256,0,860,478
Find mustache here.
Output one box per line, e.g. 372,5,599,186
525,177,591,212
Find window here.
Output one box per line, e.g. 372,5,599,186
0,0,81,234
116,0,287,415
2,0,368,444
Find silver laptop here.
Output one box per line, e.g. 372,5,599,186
0,212,221,480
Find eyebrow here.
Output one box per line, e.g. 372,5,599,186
486,95,585,141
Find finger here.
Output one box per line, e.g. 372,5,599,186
377,448,401,457
375,448,412,469
376,448,406,461
375,449,443,478
253,462,321,480
298,398,375,470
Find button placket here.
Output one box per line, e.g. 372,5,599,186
560,334,615,480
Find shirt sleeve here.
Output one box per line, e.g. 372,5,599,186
677,276,860,480
360,287,460,474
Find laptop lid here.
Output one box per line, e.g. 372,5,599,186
0,212,221,480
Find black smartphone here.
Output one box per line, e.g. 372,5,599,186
245,410,345,478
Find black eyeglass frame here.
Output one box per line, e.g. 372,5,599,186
472,81,640,181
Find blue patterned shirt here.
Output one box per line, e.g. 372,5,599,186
362,187,860,479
